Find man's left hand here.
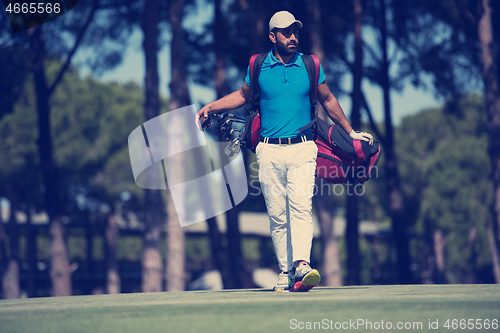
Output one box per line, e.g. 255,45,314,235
349,130,373,145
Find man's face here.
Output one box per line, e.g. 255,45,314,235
272,24,299,55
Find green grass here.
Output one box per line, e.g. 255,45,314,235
1,285,499,332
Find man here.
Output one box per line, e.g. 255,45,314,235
196,11,373,291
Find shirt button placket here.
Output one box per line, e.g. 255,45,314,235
284,65,288,89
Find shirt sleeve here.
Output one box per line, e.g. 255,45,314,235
318,64,326,85
244,65,251,87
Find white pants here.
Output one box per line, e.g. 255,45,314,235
256,140,317,272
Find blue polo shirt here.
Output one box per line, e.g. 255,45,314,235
245,50,326,138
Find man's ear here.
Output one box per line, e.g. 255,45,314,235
269,31,276,44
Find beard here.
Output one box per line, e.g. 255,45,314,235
276,39,297,56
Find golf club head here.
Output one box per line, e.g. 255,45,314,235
232,139,241,154
220,119,233,133
217,112,229,123
224,143,235,157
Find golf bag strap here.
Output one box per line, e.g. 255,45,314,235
311,55,320,99
249,53,267,115
298,54,321,134
249,54,260,87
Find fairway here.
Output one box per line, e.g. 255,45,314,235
1,285,499,333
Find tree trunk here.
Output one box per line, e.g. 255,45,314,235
467,225,477,283
165,0,189,292
85,214,94,294
48,218,72,296
2,260,19,299
306,0,342,286
240,0,266,56
484,210,500,282
378,0,413,284
478,0,500,284
306,0,325,63
421,217,436,284
213,0,234,289
0,206,7,298
165,186,185,292
26,200,36,297
345,0,363,286
315,179,342,286
141,0,164,293
214,0,228,100
2,192,20,299
306,0,328,123
106,211,120,294
369,236,383,284
433,229,447,284
29,27,72,296
345,190,360,285
206,217,232,287
213,0,252,289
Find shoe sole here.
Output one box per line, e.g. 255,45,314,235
274,289,290,293
290,269,321,292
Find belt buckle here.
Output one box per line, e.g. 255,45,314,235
278,137,291,146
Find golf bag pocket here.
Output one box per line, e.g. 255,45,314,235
316,138,348,183
314,118,381,184
241,110,261,152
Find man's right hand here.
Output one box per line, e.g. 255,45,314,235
195,105,211,131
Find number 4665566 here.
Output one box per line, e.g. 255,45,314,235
444,319,498,330
6,2,61,14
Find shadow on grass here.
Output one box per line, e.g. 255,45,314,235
193,286,372,293
317,286,372,290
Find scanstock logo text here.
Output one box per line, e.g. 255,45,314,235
128,105,248,227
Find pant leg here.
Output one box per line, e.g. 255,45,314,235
286,141,317,265
256,143,293,272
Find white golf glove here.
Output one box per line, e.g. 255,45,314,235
349,129,373,145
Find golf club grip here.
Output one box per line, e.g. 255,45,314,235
201,116,211,129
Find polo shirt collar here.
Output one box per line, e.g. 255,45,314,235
268,48,301,67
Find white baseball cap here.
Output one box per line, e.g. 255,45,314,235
269,11,303,32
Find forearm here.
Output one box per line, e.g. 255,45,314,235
321,94,353,134
195,83,251,130
205,89,247,114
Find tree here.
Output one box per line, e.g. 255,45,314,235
398,95,495,283
361,0,414,283
211,0,250,289
166,0,190,292
2,187,20,299
395,0,500,283
141,0,164,293
0,63,38,297
477,0,500,283
28,25,73,296
45,71,145,293
0,45,32,298
184,0,269,288
0,213,7,298
15,0,140,295
305,0,343,287
344,0,364,286
0,50,145,295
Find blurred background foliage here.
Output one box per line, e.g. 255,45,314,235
0,0,499,297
